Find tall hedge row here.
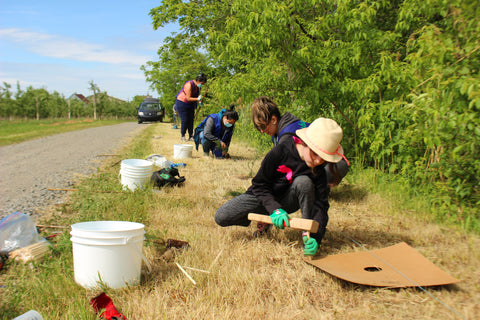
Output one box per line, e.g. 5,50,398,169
145,0,479,230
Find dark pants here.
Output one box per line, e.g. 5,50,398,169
175,99,195,138
199,131,223,158
214,176,327,242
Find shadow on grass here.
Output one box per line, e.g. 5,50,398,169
329,182,369,202
224,190,245,198
321,227,413,254
227,222,414,257
330,274,463,293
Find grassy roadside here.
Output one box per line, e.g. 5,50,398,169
0,118,130,146
1,122,478,319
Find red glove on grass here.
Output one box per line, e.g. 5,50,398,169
90,292,127,320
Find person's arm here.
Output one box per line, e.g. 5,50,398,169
309,167,330,243
203,117,219,141
183,81,202,103
249,147,284,213
221,127,234,150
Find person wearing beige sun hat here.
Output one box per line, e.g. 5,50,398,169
295,117,349,165
251,97,349,188
215,117,349,256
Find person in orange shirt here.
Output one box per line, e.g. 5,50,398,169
175,73,207,141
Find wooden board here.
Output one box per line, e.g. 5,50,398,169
248,213,319,233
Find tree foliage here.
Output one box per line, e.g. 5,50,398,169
145,0,479,230
0,82,141,120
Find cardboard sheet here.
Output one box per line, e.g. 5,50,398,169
305,242,459,287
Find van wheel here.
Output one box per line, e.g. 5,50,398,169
138,120,142,124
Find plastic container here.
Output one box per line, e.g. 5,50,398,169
173,144,193,159
70,221,146,289
119,159,153,191
13,310,44,320
170,163,186,168
145,154,169,168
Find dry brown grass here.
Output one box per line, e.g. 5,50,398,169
94,123,479,319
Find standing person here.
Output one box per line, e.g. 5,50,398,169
193,104,239,159
215,118,349,256
172,103,179,129
175,73,207,141
251,96,350,188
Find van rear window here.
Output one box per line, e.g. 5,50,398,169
141,103,161,111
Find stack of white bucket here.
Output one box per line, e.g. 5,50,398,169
119,159,154,191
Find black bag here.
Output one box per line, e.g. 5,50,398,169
151,167,185,188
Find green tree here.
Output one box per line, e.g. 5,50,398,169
147,0,480,229
141,33,213,114
0,82,15,119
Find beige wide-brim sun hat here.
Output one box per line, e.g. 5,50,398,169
296,117,345,163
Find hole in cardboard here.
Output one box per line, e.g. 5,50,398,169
364,266,382,272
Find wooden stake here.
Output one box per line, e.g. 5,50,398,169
208,249,223,271
248,213,319,233
9,241,51,262
47,188,129,194
182,266,210,274
36,224,69,229
175,262,197,285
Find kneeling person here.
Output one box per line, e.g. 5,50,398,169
194,104,238,159
215,118,349,256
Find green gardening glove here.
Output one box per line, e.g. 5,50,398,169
270,209,290,229
302,232,319,256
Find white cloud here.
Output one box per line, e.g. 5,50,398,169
0,28,150,65
0,62,152,100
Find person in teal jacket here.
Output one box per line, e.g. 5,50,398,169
193,104,239,158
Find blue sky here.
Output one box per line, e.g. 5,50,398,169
0,1,178,101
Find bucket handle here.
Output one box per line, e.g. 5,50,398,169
125,236,152,273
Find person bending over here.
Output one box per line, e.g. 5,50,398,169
193,104,238,159
215,118,349,256
251,96,350,188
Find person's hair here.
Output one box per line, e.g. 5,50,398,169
251,96,281,129
224,104,239,121
196,73,207,83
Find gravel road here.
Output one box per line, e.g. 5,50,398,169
0,122,145,220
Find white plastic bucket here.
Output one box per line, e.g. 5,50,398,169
119,159,153,191
70,221,147,289
13,310,44,320
173,144,193,159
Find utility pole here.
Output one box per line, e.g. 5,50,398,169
35,96,39,120
88,80,99,120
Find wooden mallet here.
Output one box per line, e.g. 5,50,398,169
248,213,319,233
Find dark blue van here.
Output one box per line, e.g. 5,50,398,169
137,98,165,124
